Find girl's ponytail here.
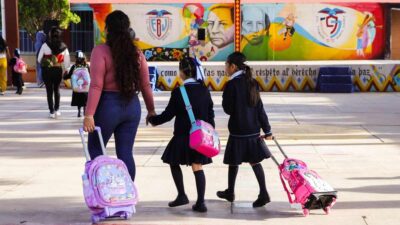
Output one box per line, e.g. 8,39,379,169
227,52,260,107
243,65,260,107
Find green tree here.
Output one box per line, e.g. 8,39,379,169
18,0,80,41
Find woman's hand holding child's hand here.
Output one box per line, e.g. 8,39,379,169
146,110,157,126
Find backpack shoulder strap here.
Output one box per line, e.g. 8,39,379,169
179,85,196,125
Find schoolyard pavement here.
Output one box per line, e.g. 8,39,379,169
0,87,399,225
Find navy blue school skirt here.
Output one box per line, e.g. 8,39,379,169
223,134,271,165
162,135,212,166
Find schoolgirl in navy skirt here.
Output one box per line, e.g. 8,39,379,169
149,57,215,213
217,52,273,208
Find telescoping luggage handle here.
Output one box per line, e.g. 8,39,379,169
269,137,288,166
79,126,106,161
269,138,295,204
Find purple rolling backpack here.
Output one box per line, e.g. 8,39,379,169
79,127,138,223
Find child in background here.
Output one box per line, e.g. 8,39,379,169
9,48,26,95
63,51,89,117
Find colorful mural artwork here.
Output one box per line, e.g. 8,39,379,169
152,63,400,92
89,3,384,61
89,3,235,61
240,3,385,60
82,2,398,92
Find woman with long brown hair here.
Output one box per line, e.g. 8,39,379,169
83,10,155,182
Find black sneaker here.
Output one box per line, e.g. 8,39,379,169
252,194,270,208
192,202,207,213
168,194,189,207
216,189,235,202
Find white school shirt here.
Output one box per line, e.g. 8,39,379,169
37,43,70,69
229,70,244,80
183,78,197,84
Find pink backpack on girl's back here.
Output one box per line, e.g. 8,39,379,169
14,57,27,74
71,67,90,93
179,86,220,158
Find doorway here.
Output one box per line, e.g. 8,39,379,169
391,9,400,59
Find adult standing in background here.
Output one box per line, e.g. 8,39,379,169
0,36,10,95
83,10,156,182
37,27,70,118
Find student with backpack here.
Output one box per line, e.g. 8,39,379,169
216,52,273,208
148,57,215,213
63,51,90,117
37,27,70,119
9,48,27,95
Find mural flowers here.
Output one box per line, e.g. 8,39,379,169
172,49,184,60
143,47,187,61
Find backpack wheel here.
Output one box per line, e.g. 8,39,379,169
123,212,128,219
125,212,132,219
323,206,331,215
91,215,100,223
120,212,131,220
302,208,310,217
330,197,337,207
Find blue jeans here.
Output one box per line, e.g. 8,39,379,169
88,92,141,181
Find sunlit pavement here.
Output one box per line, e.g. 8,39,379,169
1,86,400,225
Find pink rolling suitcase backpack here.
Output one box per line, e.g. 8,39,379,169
179,86,220,158
271,138,337,216
79,127,138,223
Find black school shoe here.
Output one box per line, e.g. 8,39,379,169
168,194,189,207
252,194,271,208
216,189,235,202
192,202,207,213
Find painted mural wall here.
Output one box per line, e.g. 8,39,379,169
88,2,384,61
240,3,385,60
153,62,400,92
90,3,235,61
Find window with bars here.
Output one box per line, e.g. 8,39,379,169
0,30,35,53
1,10,95,54
70,10,94,54
19,30,35,53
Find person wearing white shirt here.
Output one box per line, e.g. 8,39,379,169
37,27,70,118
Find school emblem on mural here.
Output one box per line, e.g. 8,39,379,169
317,8,346,42
146,10,172,40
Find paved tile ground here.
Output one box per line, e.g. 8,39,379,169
0,86,399,225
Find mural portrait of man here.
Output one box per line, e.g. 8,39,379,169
240,5,272,60
206,4,234,49
241,6,271,46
